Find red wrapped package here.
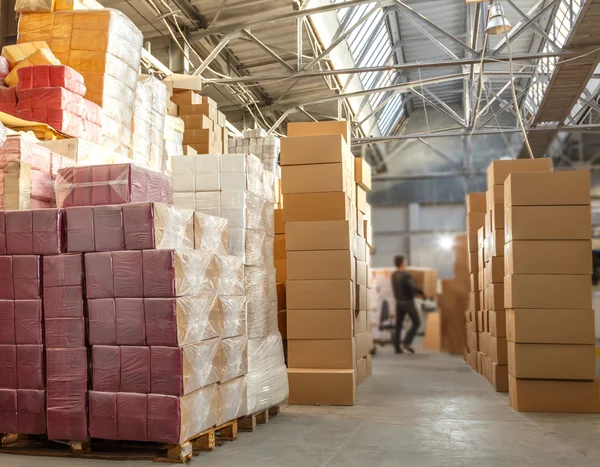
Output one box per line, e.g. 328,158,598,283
43,286,84,319
122,203,154,250
17,389,46,434
14,300,43,345
116,298,144,345
17,66,86,96
0,86,16,116
0,389,18,433
0,256,13,299
89,391,117,439
120,347,150,394
43,254,84,288
66,206,95,252
55,164,172,208
6,210,34,255
0,300,15,345
45,317,86,348
93,205,124,252
0,212,7,254
32,208,65,255
13,256,41,300
0,344,16,389
113,251,143,298
85,252,113,299
117,392,148,441
88,299,116,345
17,87,85,116
92,346,120,392
16,344,44,390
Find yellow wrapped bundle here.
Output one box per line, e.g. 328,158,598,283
4,48,61,86
18,9,143,156
1,41,49,68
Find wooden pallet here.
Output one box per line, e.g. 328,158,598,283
238,404,282,432
0,423,238,464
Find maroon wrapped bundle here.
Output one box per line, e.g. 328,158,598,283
0,344,16,389
92,346,120,392
88,391,117,440
0,255,41,300
116,299,145,345
3,209,65,255
0,86,16,116
88,299,116,345
15,300,43,345
45,317,86,348
91,346,150,394
0,389,46,435
43,253,84,288
55,164,172,208
0,344,44,390
85,251,143,299
17,65,86,96
0,300,14,344
117,393,148,441
46,347,88,441
44,285,84,319
93,205,124,252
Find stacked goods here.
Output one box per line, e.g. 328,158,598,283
39,138,134,166
283,121,373,406
464,192,485,369
18,10,144,156
229,128,281,173
16,65,102,143
2,44,60,88
0,86,17,115
482,159,551,391
438,235,469,354
131,75,167,171
504,170,600,413
0,135,75,209
0,208,65,438
173,92,228,155
171,153,288,414
14,0,103,12
274,208,287,360
54,163,172,208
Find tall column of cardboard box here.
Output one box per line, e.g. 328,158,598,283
504,170,600,413
282,121,373,406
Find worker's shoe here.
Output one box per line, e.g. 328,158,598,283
394,347,404,354
403,344,416,354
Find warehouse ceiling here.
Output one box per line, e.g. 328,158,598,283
95,0,600,180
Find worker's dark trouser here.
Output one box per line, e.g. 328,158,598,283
395,300,421,350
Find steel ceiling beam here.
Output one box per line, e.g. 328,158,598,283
203,50,570,84
410,87,468,128
241,30,295,71
188,0,380,41
192,30,238,75
504,0,561,51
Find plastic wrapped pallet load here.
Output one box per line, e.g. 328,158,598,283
17,9,144,156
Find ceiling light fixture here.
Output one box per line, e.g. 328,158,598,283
485,1,512,35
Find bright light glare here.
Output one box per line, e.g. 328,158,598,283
439,235,455,251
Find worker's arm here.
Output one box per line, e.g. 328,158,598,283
407,274,425,298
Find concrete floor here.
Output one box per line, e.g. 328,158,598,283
3,343,600,467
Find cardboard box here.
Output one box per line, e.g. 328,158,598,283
466,192,486,213
171,90,202,106
487,256,504,284
468,232,478,252
281,163,350,195
508,342,596,380
469,253,478,273
354,158,372,191
288,339,355,369
183,129,215,145
356,186,367,214
504,274,591,309
288,369,355,406
486,184,504,208
286,280,354,310
286,221,352,250
275,259,287,283
163,74,202,93
274,209,285,234
280,134,350,166
492,362,508,393
287,120,351,144
353,235,367,262
355,284,367,311
178,103,218,122
278,311,287,338
364,219,372,246
506,206,591,242
287,309,353,340
488,229,504,258
486,158,552,186
505,240,592,275
477,227,485,250
467,212,485,232
274,234,287,260
487,284,504,310
505,170,590,207
489,336,508,364
180,114,213,130
508,376,600,413
354,309,368,335
217,111,226,128
490,203,503,231
484,212,491,236
284,193,350,222
355,260,367,286
356,357,368,386
277,283,286,311
489,309,506,338
506,309,595,344
287,250,354,280
355,331,373,359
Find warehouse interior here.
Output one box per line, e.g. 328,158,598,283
1,0,600,465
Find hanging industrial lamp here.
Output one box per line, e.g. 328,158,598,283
485,1,512,35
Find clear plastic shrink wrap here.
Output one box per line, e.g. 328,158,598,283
89,384,218,443
214,254,244,296
15,0,54,12
220,335,248,383
164,116,184,171
0,208,65,255
219,295,247,339
55,163,172,208
246,335,288,414
18,10,143,156
216,376,247,425
0,388,46,434
132,75,167,171
244,267,278,338
194,212,228,255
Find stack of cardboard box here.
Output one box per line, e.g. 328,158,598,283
464,193,485,369
504,170,600,412
282,121,373,406
274,208,287,361
172,92,228,155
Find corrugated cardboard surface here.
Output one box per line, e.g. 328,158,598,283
288,368,355,406
506,308,595,344
505,240,592,275
505,170,590,207
287,309,354,340
486,158,551,186
284,192,350,223
506,205,591,242
286,279,354,310
288,339,355,369
285,220,352,251
508,342,596,379
287,250,354,280
504,274,592,309
280,134,348,165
